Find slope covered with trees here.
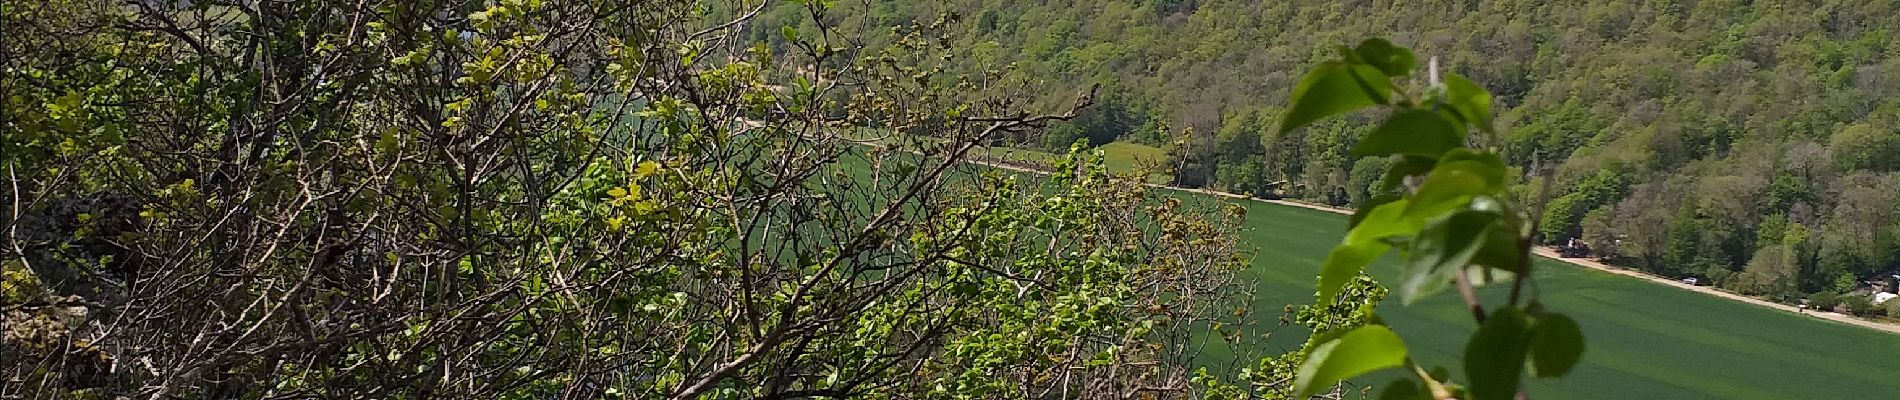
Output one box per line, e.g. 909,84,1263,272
792,0,1900,304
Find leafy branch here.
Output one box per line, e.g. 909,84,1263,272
1285,39,1585,400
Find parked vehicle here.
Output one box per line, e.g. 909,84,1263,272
1558,238,1592,258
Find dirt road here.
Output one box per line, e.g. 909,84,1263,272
954,156,1900,335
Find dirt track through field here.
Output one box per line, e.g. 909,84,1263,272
959,156,1900,336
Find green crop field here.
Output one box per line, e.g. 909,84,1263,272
1221,196,1900,399
853,146,1900,398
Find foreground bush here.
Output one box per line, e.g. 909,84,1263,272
1,1,1259,398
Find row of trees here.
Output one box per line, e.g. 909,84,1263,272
813,0,1900,301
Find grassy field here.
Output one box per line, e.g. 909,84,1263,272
1225,196,1900,399
1095,142,1168,174
972,141,1172,182
846,143,1900,398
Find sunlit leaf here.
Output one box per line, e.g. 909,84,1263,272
1296,325,1410,398
1437,148,1507,178
636,160,662,178
1281,62,1392,134
1317,242,1390,305
1350,195,1402,229
1443,73,1494,133
1353,109,1462,158
1354,38,1416,77
1320,200,1415,302
1405,150,1508,221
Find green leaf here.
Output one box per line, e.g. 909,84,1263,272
1404,150,1508,221
1296,325,1410,398
1378,377,1429,400
1378,155,1436,193
1468,217,1525,272
1443,73,1494,133
1354,38,1417,77
377,128,400,154
781,25,799,42
1437,149,1508,186
1403,168,1487,221
1302,325,1357,352
1353,109,1463,158
1346,199,1422,247
1320,200,1415,302
1281,62,1392,134
1318,242,1390,304
1466,307,1532,400
1529,313,1585,378
1349,195,1402,229
1399,210,1497,304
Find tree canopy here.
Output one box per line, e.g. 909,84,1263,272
809,0,1900,302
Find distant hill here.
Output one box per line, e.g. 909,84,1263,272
760,0,1900,303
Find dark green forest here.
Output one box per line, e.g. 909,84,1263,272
770,0,1900,305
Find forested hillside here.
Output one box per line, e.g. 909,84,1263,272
774,0,1900,304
